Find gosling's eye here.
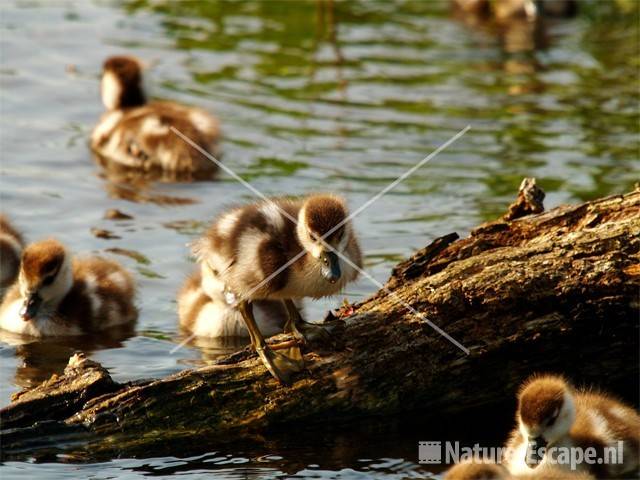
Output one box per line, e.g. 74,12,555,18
42,275,55,286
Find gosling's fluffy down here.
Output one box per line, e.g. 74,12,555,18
444,458,594,480
91,55,220,178
178,268,289,338
0,214,24,297
504,374,640,479
0,239,137,336
193,194,362,302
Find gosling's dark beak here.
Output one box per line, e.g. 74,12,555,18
20,293,42,322
321,251,341,283
525,436,547,468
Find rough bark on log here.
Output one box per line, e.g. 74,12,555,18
1,184,639,459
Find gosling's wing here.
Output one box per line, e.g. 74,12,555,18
91,102,220,174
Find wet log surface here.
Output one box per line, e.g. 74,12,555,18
2,183,639,459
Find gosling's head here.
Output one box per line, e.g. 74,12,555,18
493,0,537,22
297,194,353,284
18,239,73,321
101,55,146,110
444,459,510,480
516,375,576,468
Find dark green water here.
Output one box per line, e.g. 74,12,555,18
0,0,638,478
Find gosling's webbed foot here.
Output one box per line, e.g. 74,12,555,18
288,319,332,345
239,299,305,385
256,345,304,385
283,299,333,346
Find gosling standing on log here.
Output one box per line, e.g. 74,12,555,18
193,194,362,383
91,55,220,178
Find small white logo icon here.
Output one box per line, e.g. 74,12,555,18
419,441,442,464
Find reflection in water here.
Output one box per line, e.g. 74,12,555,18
502,58,545,97
97,167,199,206
176,331,250,367
314,0,347,102
0,327,135,392
25,399,518,478
94,151,219,183
499,18,547,54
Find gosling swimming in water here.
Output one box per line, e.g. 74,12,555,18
193,194,362,383
504,374,639,478
91,55,220,179
444,458,594,479
0,239,137,336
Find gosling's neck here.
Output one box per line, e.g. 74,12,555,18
42,258,74,310
200,262,226,302
101,71,146,111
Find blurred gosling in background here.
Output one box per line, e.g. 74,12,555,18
452,0,576,22
91,55,220,179
0,215,24,299
178,267,292,338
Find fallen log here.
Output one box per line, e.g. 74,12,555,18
1,181,639,459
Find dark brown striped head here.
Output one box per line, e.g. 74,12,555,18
101,56,146,110
19,239,73,320
301,195,347,243
518,375,567,430
297,195,352,283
